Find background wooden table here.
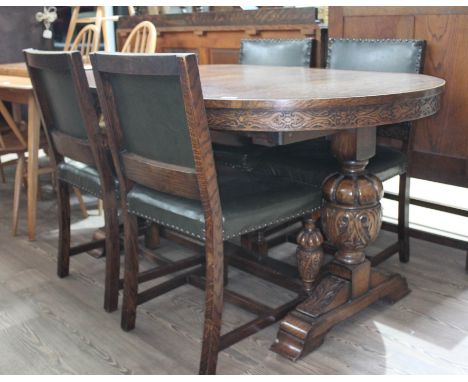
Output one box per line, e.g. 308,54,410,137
0,72,40,241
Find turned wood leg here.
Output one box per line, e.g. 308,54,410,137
103,195,120,313
199,231,224,374
121,213,140,331
398,173,410,263
73,187,88,219
296,211,324,293
57,180,71,278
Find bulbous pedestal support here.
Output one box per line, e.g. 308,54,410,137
321,160,383,265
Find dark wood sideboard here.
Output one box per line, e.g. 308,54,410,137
329,6,468,188
117,7,327,68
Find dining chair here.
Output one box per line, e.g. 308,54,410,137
69,24,100,64
121,21,157,53
212,37,315,189
239,38,314,67
24,49,121,313
64,6,136,52
237,38,426,265
91,52,323,374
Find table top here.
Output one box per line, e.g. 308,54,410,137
0,75,32,90
1,62,445,132
200,65,444,109
0,62,29,77
199,65,444,131
0,61,91,78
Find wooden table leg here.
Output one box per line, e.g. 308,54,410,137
271,128,410,361
27,95,40,241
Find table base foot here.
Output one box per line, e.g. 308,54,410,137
270,266,409,362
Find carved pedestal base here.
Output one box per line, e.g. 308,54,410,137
270,262,410,361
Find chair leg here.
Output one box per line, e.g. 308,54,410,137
57,181,71,278
465,251,468,274
103,195,120,312
121,213,140,331
0,156,6,183
144,222,160,249
199,237,224,374
97,198,104,216
12,154,25,236
74,187,88,218
398,173,410,263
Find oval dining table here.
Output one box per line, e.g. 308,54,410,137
198,65,444,361
1,62,445,361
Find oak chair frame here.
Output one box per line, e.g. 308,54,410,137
121,21,157,53
24,49,121,313
91,52,305,374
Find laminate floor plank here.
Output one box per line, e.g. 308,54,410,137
0,172,467,374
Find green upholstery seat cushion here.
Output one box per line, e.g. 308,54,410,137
57,159,119,198
213,143,269,170
126,167,322,240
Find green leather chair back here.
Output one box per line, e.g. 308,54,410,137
239,38,314,67
25,54,88,141
327,38,425,73
91,53,215,203
103,71,195,168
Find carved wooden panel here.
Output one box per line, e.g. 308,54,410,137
117,8,326,67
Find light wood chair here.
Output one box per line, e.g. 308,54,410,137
121,21,157,53
0,101,27,233
0,99,54,235
69,24,100,64
64,6,135,52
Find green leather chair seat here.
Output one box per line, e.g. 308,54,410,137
126,166,322,240
213,143,270,170
213,139,406,187
57,159,119,198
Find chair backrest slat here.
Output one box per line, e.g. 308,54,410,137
122,152,200,200
121,21,157,53
51,130,95,166
69,25,100,64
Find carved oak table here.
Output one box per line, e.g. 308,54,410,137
199,65,445,361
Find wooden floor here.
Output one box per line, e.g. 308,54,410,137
0,173,467,374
